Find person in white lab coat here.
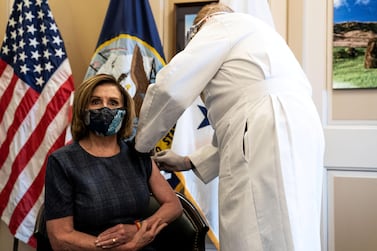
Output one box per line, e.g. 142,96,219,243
135,3,324,251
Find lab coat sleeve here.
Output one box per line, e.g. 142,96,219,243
189,138,220,184
135,20,231,152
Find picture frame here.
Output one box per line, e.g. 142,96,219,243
175,1,218,54
332,2,377,90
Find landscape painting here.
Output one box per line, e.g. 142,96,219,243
333,0,377,89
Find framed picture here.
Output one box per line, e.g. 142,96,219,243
332,1,377,89
175,1,218,54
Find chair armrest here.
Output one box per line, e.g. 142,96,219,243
147,192,209,251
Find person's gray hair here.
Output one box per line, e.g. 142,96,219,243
193,3,234,27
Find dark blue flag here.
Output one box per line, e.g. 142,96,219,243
85,0,180,189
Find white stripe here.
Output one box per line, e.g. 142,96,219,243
14,192,44,244
0,63,15,97
0,76,29,147
64,91,74,143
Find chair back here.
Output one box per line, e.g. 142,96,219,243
147,192,209,251
34,203,53,251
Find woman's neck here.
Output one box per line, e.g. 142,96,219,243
79,134,120,157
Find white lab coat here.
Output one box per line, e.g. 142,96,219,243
135,13,324,251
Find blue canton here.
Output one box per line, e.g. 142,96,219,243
0,0,67,93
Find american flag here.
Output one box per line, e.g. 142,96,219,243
0,0,74,247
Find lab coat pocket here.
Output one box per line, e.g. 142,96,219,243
242,120,250,162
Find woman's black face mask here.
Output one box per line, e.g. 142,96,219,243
84,107,126,136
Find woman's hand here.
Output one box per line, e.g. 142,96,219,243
95,223,137,249
122,220,167,251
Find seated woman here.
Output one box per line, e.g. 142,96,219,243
44,74,182,251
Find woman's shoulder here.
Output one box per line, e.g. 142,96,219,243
120,139,150,159
120,139,153,177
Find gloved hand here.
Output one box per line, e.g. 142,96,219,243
152,150,192,172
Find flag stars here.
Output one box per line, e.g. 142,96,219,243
197,105,210,129
37,10,45,20
40,23,46,33
18,51,27,61
25,11,35,22
24,0,32,8
20,64,29,74
11,30,17,40
17,26,24,36
29,38,39,48
31,50,41,60
27,24,37,34
36,76,44,86
1,0,67,92
50,23,58,33
18,39,26,49
9,18,16,28
43,49,51,59
34,64,43,74
18,15,24,25
47,10,53,19
2,45,10,55
55,48,65,58
44,62,53,72
52,36,62,46
41,36,48,46
12,43,18,52
16,2,23,12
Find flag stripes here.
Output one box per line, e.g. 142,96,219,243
0,61,73,245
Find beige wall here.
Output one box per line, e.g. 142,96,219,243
333,176,377,251
49,0,109,86
0,221,33,251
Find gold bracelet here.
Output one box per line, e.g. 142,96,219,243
134,220,142,230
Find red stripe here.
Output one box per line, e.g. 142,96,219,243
27,236,37,248
9,129,67,240
0,59,7,76
0,87,38,168
0,78,73,215
0,68,19,125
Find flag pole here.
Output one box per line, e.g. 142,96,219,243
13,237,19,251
